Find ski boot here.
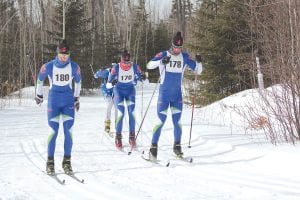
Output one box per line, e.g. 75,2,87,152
104,119,111,133
129,132,136,149
115,134,123,150
46,158,55,175
173,142,183,157
62,156,73,175
149,144,158,161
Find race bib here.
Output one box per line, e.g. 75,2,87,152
118,66,134,83
52,64,72,86
165,54,184,73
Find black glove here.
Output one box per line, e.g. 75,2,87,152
139,73,146,81
112,79,118,86
35,95,43,105
162,56,171,65
74,97,80,112
195,54,202,63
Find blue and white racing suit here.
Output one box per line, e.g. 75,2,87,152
147,51,203,145
36,56,81,159
108,62,143,136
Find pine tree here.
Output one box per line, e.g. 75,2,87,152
190,0,253,105
44,0,93,89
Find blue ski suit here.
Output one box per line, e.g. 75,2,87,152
147,50,203,144
36,56,81,158
94,68,113,98
108,62,143,136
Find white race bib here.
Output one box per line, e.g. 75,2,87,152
52,63,72,86
118,65,134,83
165,53,184,73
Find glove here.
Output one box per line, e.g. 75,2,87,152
74,97,80,112
139,73,146,81
112,79,118,86
162,56,171,65
106,82,113,89
35,95,43,105
195,54,203,63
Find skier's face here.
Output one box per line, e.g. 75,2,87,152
171,45,182,55
58,53,70,62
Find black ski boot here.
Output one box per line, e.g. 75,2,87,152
62,156,73,175
173,142,183,157
149,144,158,161
129,132,136,148
46,158,55,175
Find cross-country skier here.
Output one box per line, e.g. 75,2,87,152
106,50,146,150
94,64,117,134
146,31,203,160
34,39,81,175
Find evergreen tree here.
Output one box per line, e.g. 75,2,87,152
191,0,253,105
44,0,93,89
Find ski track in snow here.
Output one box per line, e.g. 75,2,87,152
0,84,300,200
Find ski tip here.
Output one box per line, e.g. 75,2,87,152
189,158,193,163
142,150,145,154
81,179,85,183
166,162,170,167
128,151,132,155
62,179,66,184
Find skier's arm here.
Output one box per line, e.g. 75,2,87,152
106,65,118,88
184,53,203,75
94,69,102,79
35,64,48,96
73,64,81,98
146,52,167,70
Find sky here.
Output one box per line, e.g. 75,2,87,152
0,81,300,200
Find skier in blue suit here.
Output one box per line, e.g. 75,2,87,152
34,39,81,175
107,50,145,149
146,32,203,159
94,64,116,134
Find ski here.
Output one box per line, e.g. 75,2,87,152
141,154,170,167
66,173,85,183
167,155,193,165
44,172,66,185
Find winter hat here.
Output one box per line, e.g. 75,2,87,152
172,31,183,47
57,39,70,54
122,50,130,62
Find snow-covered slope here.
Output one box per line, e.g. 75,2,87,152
0,83,299,200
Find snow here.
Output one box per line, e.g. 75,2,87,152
0,82,300,200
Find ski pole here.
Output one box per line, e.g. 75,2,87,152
188,73,198,148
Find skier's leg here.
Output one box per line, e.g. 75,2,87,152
151,96,169,145
171,94,183,156
170,96,183,144
47,103,60,159
126,88,136,134
114,88,125,149
114,93,125,134
126,88,136,146
104,96,113,132
62,102,75,158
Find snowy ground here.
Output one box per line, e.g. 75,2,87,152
0,82,300,200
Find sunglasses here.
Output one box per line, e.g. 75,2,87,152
58,52,70,56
